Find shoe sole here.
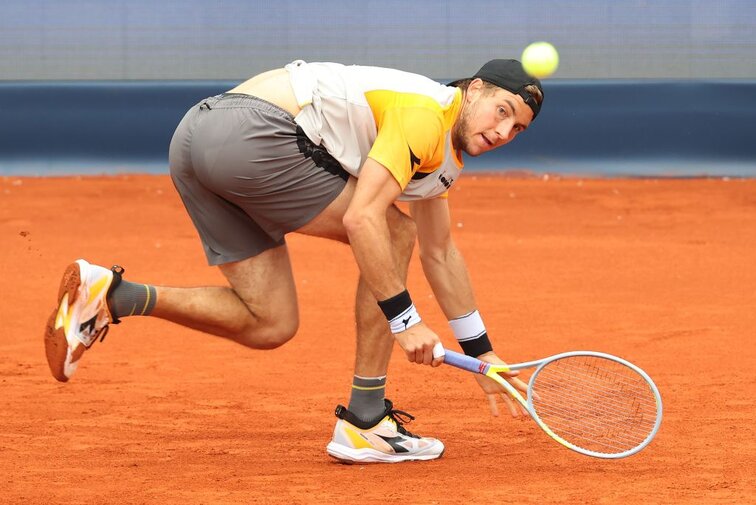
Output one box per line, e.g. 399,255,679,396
326,441,445,464
44,262,83,382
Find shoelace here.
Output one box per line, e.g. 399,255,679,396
387,408,420,439
96,325,109,344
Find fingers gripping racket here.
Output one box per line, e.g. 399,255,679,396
434,346,663,459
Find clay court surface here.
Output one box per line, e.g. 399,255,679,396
1,173,754,504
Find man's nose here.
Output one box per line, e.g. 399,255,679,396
495,121,513,142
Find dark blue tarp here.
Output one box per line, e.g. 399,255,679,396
1,80,755,176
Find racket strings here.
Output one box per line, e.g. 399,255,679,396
530,356,658,454
535,374,656,420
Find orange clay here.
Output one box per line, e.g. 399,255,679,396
0,173,754,504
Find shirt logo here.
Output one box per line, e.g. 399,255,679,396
409,146,421,171
438,172,454,189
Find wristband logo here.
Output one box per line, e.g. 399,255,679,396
402,315,412,330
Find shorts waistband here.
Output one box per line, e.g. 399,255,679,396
201,93,294,120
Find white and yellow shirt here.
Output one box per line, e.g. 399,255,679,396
285,60,463,201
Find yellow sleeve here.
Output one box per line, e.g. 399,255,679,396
367,106,443,190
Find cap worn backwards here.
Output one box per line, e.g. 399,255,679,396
470,59,544,119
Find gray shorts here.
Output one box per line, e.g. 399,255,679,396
169,93,349,265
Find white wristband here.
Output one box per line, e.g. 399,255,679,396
449,310,486,342
388,304,422,334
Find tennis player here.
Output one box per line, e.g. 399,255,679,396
44,59,543,463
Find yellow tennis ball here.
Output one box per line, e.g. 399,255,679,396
521,42,559,79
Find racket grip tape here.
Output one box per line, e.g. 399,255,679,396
436,346,488,375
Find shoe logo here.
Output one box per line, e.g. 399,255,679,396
401,316,412,330
408,145,421,172
79,315,98,337
376,434,410,453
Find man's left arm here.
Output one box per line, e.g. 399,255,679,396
409,197,475,314
409,197,529,417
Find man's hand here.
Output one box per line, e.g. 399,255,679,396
475,351,529,418
394,322,444,367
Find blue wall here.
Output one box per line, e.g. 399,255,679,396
3,1,756,80
2,80,755,176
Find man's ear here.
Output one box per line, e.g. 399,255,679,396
466,78,484,102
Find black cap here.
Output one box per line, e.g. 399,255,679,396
460,59,543,119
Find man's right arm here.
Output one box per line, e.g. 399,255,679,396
343,157,443,366
342,157,405,299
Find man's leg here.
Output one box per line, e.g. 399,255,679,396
46,91,348,381
150,244,299,350
348,207,416,419
44,245,300,382
297,180,444,462
326,216,444,463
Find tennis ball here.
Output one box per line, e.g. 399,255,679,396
521,42,559,79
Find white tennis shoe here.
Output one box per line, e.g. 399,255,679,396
44,259,123,382
326,400,445,463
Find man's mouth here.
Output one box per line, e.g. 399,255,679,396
481,134,493,147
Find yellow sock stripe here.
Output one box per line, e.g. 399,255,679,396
351,384,386,391
140,284,151,315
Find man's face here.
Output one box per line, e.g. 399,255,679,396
452,79,534,157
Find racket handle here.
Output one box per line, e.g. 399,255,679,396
441,348,488,375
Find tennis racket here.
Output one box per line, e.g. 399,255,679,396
434,345,662,458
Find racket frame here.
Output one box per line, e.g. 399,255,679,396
441,349,663,459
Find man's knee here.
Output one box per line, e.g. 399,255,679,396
237,314,299,350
